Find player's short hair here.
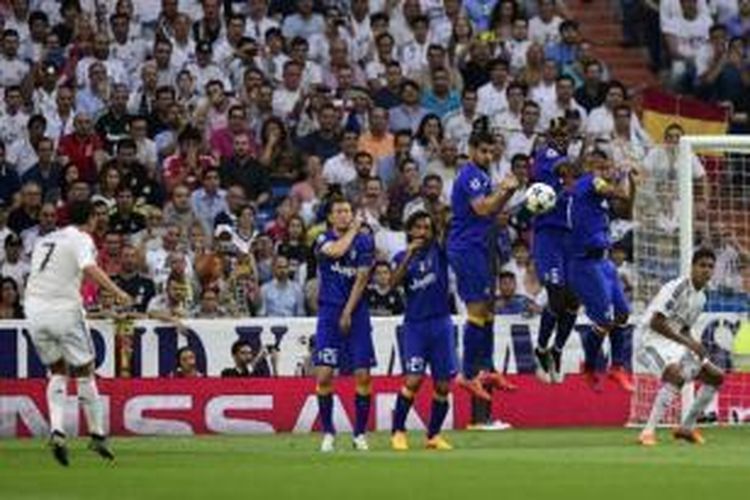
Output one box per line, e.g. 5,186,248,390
69,200,93,226
231,340,252,356
469,129,495,148
373,260,391,272
405,210,433,232
692,248,716,265
498,271,516,281
325,194,351,216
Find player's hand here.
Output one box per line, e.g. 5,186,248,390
687,339,708,360
406,238,424,255
115,290,133,308
339,311,352,336
500,175,520,192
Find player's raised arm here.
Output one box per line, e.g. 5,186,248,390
471,174,520,217
319,216,362,259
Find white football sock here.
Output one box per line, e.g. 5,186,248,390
681,384,718,430
47,375,67,436
644,383,679,433
77,377,104,437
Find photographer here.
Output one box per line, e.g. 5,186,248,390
221,339,276,377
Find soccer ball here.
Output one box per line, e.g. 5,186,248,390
524,182,557,214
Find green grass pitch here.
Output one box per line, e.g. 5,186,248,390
1,428,749,500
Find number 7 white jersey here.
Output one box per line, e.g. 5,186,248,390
25,226,98,311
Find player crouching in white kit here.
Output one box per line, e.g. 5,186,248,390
636,248,722,446
25,201,133,466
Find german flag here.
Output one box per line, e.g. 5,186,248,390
641,88,729,141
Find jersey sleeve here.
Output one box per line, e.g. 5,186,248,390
313,232,331,259
76,233,98,269
355,233,375,269
651,279,685,317
463,168,488,202
392,250,406,268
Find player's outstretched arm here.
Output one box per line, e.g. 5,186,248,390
650,312,707,359
84,264,133,307
471,175,520,216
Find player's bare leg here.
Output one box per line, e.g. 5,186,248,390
71,362,114,461
674,363,724,445
391,375,422,451
352,369,372,451
639,364,683,446
315,365,336,452
47,359,69,467
425,380,453,450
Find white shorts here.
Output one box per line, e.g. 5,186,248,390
636,340,703,382
27,307,95,367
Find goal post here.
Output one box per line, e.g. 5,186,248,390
628,134,750,427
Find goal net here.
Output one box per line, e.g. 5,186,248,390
629,135,750,427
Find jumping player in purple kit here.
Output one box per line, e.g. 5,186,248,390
568,152,638,391
530,118,580,384
314,196,376,452
447,130,520,401
389,211,456,451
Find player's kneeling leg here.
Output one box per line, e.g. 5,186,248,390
676,363,724,444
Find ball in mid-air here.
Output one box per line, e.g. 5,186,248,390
524,182,557,214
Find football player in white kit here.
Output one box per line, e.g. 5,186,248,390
25,201,132,466
636,248,722,446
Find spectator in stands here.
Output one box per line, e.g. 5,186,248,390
22,138,62,204
259,255,305,317
7,181,42,235
529,0,565,45
377,129,416,188
220,132,271,208
421,66,461,119
172,346,204,378
574,60,607,113
114,245,156,313
191,168,228,237
164,184,199,243
0,142,21,206
495,271,541,315
163,126,217,195
0,276,24,319
358,107,394,162
477,58,510,118
403,174,449,227
194,288,227,318
696,24,745,104
57,112,106,185
663,0,712,93
389,79,428,133
387,158,422,228
210,104,256,161
148,274,190,322
296,103,342,161
7,114,46,177
411,114,444,165
642,123,710,200
322,128,359,187
109,185,147,235
545,20,580,72
343,152,375,203
367,261,404,316
1,233,28,294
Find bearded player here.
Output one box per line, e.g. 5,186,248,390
390,210,456,451
447,129,519,401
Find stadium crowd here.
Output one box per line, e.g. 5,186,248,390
0,0,747,325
